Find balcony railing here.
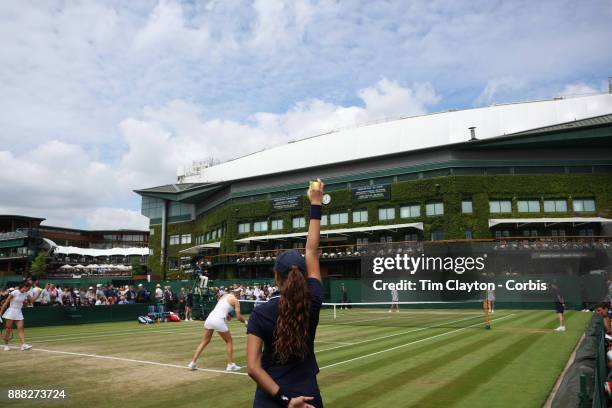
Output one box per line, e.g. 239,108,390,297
195,236,612,267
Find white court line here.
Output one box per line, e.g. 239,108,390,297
30,327,206,344
319,314,515,370
315,340,356,346
315,313,490,353
14,346,248,376
32,322,204,341
330,316,393,325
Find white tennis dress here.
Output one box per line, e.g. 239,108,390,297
487,288,496,301
204,295,234,332
2,289,28,321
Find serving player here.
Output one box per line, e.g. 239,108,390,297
188,287,246,371
1,281,34,351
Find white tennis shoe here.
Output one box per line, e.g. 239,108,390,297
554,326,566,332
187,361,197,370
226,363,241,371
21,344,32,350
3,345,10,351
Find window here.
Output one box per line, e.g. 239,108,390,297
330,212,349,225
544,199,568,213
518,200,540,213
253,221,268,232
489,200,512,213
352,209,368,223
167,258,178,269
426,202,444,216
169,235,180,245
494,230,510,238
579,228,595,236
320,215,328,226
461,200,473,214
378,207,396,221
356,237,369,249
168,202,192,217
149,248,154,255
216,227,223,237
400,205,420,218
292,217,306,229
430,230,444,241
404,233,418,241
238,223,250,234
380,236,393,243
181,234,191,244
271,219,283,230
573,198,596,212
465,229,473,239
149,228,154,236
551,229,566,237
141,196,164,220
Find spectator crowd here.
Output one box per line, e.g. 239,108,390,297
0,279,278,319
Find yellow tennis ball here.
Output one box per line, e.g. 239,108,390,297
309,181,319,191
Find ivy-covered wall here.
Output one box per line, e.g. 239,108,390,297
149,173,612,277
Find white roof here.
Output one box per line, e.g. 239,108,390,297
51,245,149,257
234,222,423,243
179,241,222,254
488,217,612,227
180,94,612,183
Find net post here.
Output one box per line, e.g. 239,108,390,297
333,304,337,320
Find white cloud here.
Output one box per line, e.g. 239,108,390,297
0,77,439,229
559,81,607,97
475,77,528,106
132,0,210,55
359,79,440,120
86,208,149,230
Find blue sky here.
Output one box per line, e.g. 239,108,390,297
1,0,611,229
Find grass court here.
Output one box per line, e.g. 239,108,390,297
1,308,591,407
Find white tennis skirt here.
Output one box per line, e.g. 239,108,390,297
2,307,24,321
204,316,228,332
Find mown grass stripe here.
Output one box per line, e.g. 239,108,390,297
411,333,542,407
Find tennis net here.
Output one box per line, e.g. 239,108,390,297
240,299,490,330
318,301,489,329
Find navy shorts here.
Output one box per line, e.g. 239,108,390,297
555,302,564,314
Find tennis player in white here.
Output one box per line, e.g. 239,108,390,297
188,288,246,371
1,281,34,351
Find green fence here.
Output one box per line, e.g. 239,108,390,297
581,323,607,408
21,304,149,327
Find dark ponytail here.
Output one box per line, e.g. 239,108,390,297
274,265,310,363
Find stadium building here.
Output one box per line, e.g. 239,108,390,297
135,94,612,280
0,214,149,277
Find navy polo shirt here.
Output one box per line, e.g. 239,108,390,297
247,278,324,406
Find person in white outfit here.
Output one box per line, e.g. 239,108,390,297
188,288,246,371
1,281,34,351
486,288,496,314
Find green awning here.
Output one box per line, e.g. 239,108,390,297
0,239,25,249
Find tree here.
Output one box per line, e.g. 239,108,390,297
131,257,144,276
30,251,48,276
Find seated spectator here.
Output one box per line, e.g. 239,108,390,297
595,302,612,335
